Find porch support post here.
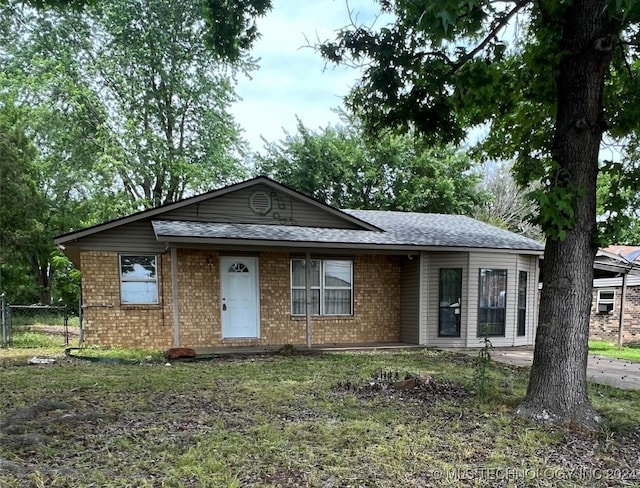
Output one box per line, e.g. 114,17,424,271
171,246,180,347
617,270,628,349
305,251,312,349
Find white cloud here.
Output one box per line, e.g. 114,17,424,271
230,0,388,153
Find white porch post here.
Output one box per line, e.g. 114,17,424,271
305,250,312,349
171,246,180,347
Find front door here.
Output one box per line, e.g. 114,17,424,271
220,257,259,338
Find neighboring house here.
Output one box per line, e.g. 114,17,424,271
590,247,640,344
54,177,544,351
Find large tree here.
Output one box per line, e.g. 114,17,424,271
256,118,487,213
3,0,272,64
0,99,43,302
320,1,640,428
474,161,543,241
0,0,251,209
0,93,94,304
0,0,271,303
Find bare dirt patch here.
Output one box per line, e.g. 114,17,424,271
0,399,109,477
335,370,471,405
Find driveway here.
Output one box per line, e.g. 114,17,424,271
491,347,640,390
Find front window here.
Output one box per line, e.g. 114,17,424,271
597,290,615,314
439,268,462,337
478,268,507,336
291,259,353,316
120,255,158,304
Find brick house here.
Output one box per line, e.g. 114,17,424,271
590,247,640,344
54,177,544,351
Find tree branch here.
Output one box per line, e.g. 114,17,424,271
451,0,531,72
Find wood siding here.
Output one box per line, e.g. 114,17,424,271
161,184,361,228
420,251,538,347
399,256,420,344
467,252,537,347
75,221,164,253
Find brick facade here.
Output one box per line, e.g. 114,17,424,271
80,250,401,349
80,251,173,349
590,286,640,343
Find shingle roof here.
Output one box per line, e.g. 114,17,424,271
345,210,543,250
152,209,544,252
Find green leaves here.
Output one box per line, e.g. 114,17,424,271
0,98,40,250
521,163,588,242
201,0,271,63
320,0,532,145
256,116,486,214
0,0,256,304
596,159,640,245
436,9,456,34
0,0,250,210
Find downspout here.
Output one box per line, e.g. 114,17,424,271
305,251,312,349
171,247,180,347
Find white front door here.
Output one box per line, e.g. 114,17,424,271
220,257,259,338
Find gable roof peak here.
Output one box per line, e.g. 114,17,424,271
55,176,381,244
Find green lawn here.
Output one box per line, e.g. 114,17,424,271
1,349,640,487
589,340,640,362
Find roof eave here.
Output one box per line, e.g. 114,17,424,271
155,235,545,254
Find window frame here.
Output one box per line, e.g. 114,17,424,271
119,254,159,305
291,259,321,316
290,258,353,317
438,268,462,337
477,268,507,337
517,270,527,337
596,289,616,314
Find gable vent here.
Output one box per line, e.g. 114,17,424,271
249,190,272,215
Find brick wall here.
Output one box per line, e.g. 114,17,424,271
80,250,401,349
80,251,172,349
590,286,640,343
257,253,402,346
309,254,401,344
176,250,220,347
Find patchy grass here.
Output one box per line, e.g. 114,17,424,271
1,349,640,487
68,345,165,362
4,323,80,350
589,340,640,363
8,314,80,328
9,331,65,349
2,325,80,360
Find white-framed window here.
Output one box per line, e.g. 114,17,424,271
119,255,159,304
478,268,507,337
291,258,353,316
597,289,615,314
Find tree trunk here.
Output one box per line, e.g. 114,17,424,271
516,0,615,429
28,254,51,305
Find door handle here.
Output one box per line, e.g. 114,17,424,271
223,303,227,311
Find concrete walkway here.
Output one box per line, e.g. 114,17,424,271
491,347,640,390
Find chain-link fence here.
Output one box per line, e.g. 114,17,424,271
1,293,81,348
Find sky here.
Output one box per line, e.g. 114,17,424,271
229,0,387,154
